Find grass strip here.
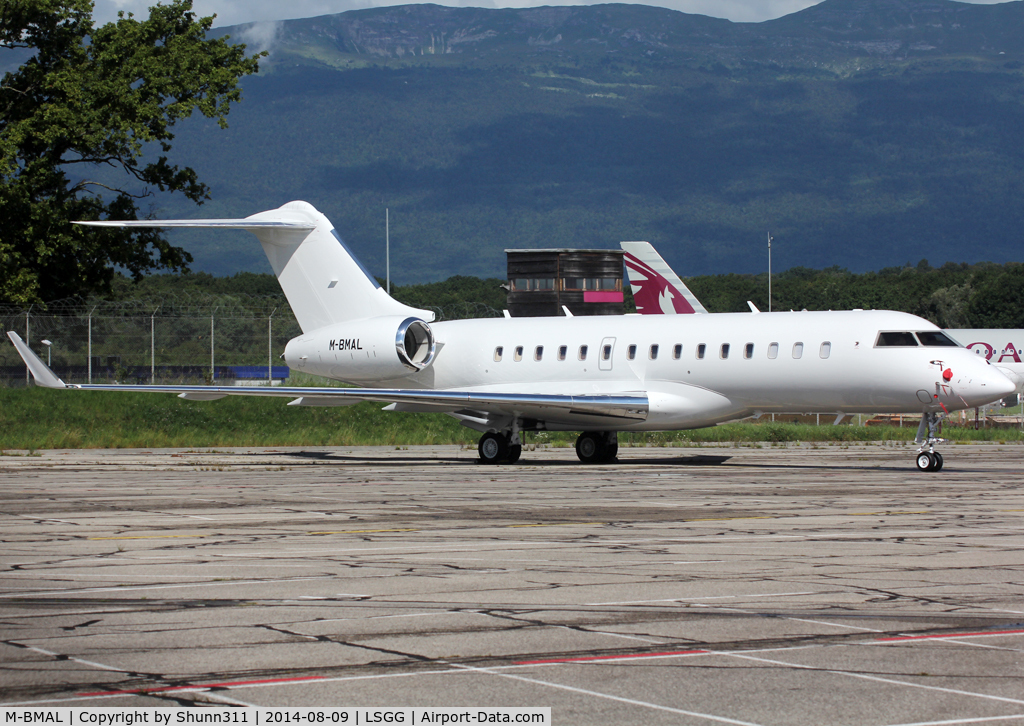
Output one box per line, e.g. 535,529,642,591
1,388,1022,450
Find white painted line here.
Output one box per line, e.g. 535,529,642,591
781,617,883,633
0,575,335,598
556,625,666,645
881,715,1024,726
719,651,1024,706
589,591,820,605
445,661,767,726
14,644,131,674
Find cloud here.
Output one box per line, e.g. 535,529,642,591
237,20,283,53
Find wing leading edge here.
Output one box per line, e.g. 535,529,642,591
6,332,648,425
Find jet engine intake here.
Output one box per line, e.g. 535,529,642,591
397,317,435,371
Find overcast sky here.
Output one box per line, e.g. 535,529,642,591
92,0,1012,27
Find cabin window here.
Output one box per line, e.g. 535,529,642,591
744,343,754,359
720,343,730,359
916,331,959,347
627,344,637,360
603,344,613,360
579,345,588,361
535,345,544,361
792,342,804,359
673,344,682,359
649,344,659,360
563,278,583,290
876,331,918,347
558,345,567,361
514,346,523,361
494,346,503,362
696,344,706,360
768,342,779,359
819,342,831,359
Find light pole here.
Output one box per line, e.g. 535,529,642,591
41,339,52,366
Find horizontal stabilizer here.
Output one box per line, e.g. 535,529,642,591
76,219,316,230
75,201,432,333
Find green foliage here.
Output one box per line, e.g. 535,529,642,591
0,0,263,304
3,387,1021,449
0,387,476,449
685,260,1024,327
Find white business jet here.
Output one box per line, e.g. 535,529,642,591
7,202,1015,471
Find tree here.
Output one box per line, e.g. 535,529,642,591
0,0,263,304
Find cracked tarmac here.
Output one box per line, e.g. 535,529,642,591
0,443,1022,724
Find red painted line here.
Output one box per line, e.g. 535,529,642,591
876,628,1024,643
80,675,327,697
515,649,709,665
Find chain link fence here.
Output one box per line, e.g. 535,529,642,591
1,296,500,387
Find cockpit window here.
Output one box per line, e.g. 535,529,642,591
916,331,959,347
875,331,918,347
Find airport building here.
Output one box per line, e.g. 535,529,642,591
505,249,625,317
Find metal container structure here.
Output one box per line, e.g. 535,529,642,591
505,249,624,317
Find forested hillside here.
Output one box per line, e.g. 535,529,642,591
111,258,1024,328
24,0,1024,285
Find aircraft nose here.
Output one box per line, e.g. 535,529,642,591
962,362,1018,406
992,368,1019,398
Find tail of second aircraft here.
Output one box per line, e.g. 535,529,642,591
620,241,707,315
77,201,432,333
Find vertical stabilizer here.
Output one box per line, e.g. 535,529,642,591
243,202,432,331
620,241,708,315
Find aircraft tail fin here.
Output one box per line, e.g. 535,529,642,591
7,332,67,388
77,201,433,333
620,241,708,315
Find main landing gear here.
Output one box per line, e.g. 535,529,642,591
478,431,522,465
575,431,618,464
914,411,945,472
476,429,619,465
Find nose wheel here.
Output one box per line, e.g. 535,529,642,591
914,411,946,472
915,450,943,472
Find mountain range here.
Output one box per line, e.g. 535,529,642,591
11,0,1024,282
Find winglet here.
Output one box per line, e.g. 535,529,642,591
7,332,68,388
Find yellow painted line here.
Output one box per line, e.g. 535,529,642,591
850,511,930,516
508,522,604,528
89,534,208,540
306,528,419,535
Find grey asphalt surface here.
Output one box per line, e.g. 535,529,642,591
0,442,1022,724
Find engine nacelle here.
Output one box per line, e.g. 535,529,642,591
284,316,436,383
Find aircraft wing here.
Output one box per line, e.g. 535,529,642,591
7,332,648,424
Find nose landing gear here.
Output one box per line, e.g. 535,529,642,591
914,411,946,472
